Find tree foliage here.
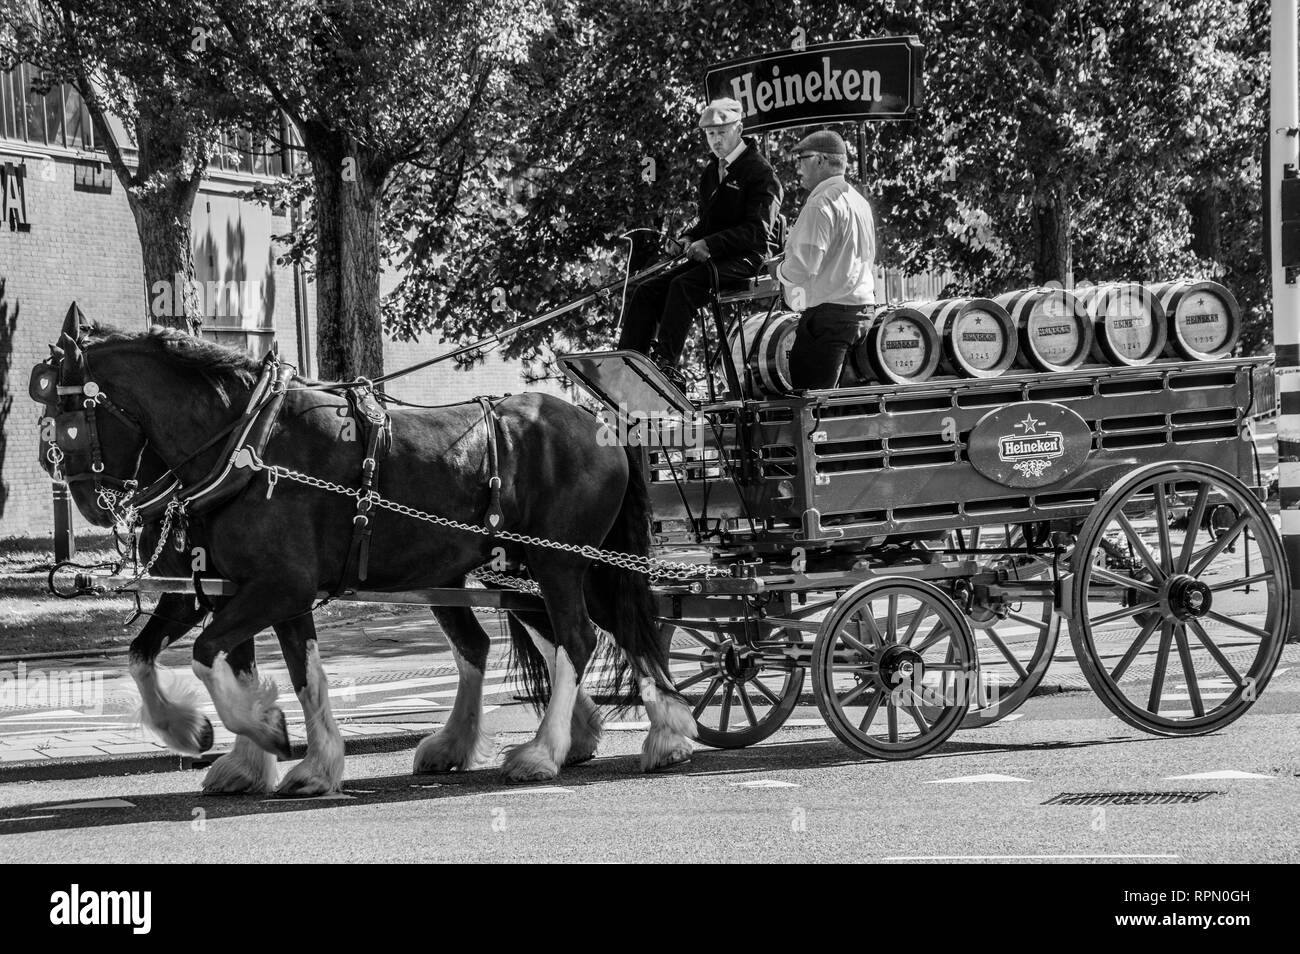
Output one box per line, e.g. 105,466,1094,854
384,0,1274,368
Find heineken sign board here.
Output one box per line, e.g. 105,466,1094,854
704,37,923,133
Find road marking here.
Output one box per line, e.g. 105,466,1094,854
1162,770,1275,780
926,773,1030,784
885,854,1179,861
46,799,137,810
730,779,799,788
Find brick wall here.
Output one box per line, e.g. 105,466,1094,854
0,149,144,537
0,150,570,540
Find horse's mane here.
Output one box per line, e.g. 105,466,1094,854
81,322,261,393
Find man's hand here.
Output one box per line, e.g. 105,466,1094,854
766,255,785,281
686,240,712,262
663,236,685,257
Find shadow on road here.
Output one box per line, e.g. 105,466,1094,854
0,730,1175,836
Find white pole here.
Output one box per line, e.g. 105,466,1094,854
1270,0,1300,638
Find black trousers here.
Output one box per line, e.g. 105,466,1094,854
788,302,873,390
617,256,761,365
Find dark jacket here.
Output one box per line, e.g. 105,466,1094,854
684,137,783,267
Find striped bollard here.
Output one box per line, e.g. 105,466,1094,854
1271,0,1300,640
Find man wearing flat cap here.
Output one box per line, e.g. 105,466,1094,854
618,97,783,380
771,129,877,389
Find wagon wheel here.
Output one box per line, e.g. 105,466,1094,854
663,619,805,748
1069,461,1288,736
811,577,975,759
942,525,1063,728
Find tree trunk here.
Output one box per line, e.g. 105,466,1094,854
129,173,205,333
1031,181,1072,285
311,144,386,381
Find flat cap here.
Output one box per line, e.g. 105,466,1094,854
699,98,744,129
793,130,848,157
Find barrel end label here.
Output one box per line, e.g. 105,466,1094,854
969,402,1091,488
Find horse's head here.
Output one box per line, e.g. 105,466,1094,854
31,321,161,527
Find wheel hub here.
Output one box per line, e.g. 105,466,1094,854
711,639,760,682
1163,574,1213,621
875,644,925,692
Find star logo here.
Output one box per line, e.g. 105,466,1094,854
1015,413,1041,433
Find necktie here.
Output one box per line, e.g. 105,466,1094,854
718,158,729,182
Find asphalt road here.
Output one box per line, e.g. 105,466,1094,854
1,683,1297,864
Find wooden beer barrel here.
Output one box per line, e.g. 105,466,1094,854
909,298,1017,378
994,288,1093,372
848,306,941,385
1147,280,1240,360
727,312,799,396
1076,282,1167,366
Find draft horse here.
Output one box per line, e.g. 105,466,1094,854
34,317,695,795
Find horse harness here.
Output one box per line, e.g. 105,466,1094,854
326,391,506,598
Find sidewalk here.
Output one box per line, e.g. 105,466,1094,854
1,605,1295,781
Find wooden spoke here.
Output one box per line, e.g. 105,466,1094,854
901,603,931,645
675,668,716,692
1187,619,1245,687
859,609,887,648
751,678,783,705
1172,624,1205,718
1146,623,1175,713
913,621,949,653
670,651,709,663
1154,482,1174,574
926,662,967,672
1115,511,1167,583
692,677,722,718
1089,565,1160,595
886,696,899,742
903,697,931,733
737,684,760,727
1202,610,1271,641
682,628,719,651
1110,614,1161,682
886,594,899,643
718,683,734,732
840,620,876,657
1089,599,1161,627
1178,484,1211,573
858,690,883,732
839,679,874,708
1208,573,1272,593
980,625,1029,680
1191,513,1250,577
1006,610,1053,632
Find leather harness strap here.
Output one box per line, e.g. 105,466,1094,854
333,388,390,597
476,396,504,531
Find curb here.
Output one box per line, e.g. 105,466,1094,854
0,728,426,784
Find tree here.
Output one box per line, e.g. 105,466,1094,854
1,0,253,332
198,0,549,379
385,0,1275,365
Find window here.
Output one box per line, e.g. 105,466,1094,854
0,64,96,151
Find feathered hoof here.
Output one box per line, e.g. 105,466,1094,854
641,726,694,773
565,695,602,766
412,727,495,774
275,758,344,798
202,744,277,795
155,711,214,756
244,706,292,759
501,742,561,783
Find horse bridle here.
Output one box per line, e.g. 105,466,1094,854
31,341,159,523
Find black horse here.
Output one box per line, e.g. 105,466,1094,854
36,320,694,795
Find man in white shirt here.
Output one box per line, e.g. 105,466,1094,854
771,130,876,389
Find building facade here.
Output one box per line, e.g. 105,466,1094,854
0,69,563,539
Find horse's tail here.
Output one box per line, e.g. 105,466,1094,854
588,446,678,711
505,611,552,714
